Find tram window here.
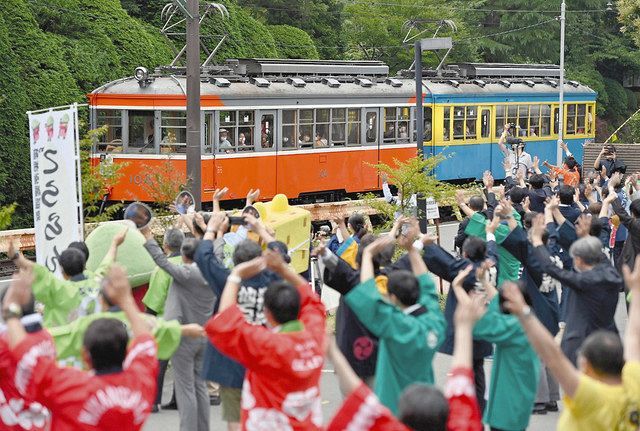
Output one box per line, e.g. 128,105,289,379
160,111,186,154
299,109,313,148
540,105,551,137
507,106,518,131
315,109,330,148
282,110,298,149
96,109,122,152
495,105,506,137
424,106,432,141
128,110,155,153
576,104,586,134
204,114,212,153
366,111,377,143
443,107,450,141
587,104,594,134
466,107,477,140
383,107,397,143
453,106,465,140
528,105,540,137
331,108,346,146
481,109,490,138
217,110,255,153
347,109,361,146
566,104,577,135
261,114,274,149
516,106,528,137
398,107,409,143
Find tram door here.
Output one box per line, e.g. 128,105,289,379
478,106,493,174
257,110,277,198
363,108,380,190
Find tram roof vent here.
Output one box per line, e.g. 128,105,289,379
213,77,231,88
355,77,373,88
385,78,402,88
287,77,306,88
568,80,580,87
472,79,486,88
250,77,270,88
227,58,389,78
446,79,460,88
545,79,559,88
322,77,341,88
498,79,511,88
524,80,535,87
455,63,561,79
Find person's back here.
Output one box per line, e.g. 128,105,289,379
346,267,446,414
13,316,158,431
206,251,326,430
0,317,54,430
557,331,640,431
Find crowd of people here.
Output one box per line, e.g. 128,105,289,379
0,131,639,431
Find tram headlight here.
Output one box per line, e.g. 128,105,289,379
134,67,149,82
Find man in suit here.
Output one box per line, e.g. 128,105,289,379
557,185,582,224
142,227,215,431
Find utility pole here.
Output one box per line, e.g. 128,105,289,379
186,0,202,210
414,41,427,233
557,0,566,165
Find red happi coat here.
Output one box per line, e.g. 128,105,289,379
327,368,482,431
12,333,158,431
206,282,326,431
0,325,54,431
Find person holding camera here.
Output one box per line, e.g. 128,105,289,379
594,144,626,178
498,124,533,178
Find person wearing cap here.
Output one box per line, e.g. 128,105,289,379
219,129,232,153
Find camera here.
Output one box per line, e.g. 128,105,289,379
506,136,524,147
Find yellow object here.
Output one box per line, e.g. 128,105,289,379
258,194,311,273
558,362,640,431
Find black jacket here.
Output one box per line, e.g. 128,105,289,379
322,256,379,379
612,198,640,271
531,245,622,365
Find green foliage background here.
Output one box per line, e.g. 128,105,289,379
3,0,640,229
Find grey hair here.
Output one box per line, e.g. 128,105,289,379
164,228,185,252
181,238,199,261
569,236,603,266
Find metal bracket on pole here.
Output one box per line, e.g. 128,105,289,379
172,0,193,19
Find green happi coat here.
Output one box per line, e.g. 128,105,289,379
464,211,522,286
33,252,114,328
142,255,183,316
49,311,182,368
345,273,446,415
474,297,540,431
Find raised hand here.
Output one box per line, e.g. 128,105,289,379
103,265,134,307
482,170,494,189
575,214,592,238
112,227,128,246
623,257,640,295
213,187,228,202
246,188,261,205
232,256,267,280
501,281,528,316
530,213,546,242
3,268,35,309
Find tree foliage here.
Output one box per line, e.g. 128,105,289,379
360,155,458,229
269,25,319,59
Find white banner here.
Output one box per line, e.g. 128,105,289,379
28,105,83,275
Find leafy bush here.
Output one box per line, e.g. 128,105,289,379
269,25,319,59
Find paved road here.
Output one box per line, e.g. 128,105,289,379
141,221,627,430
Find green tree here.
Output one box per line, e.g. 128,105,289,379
360,155,458,230
269,25,319,59
342,0,480,71
239,0,345,59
